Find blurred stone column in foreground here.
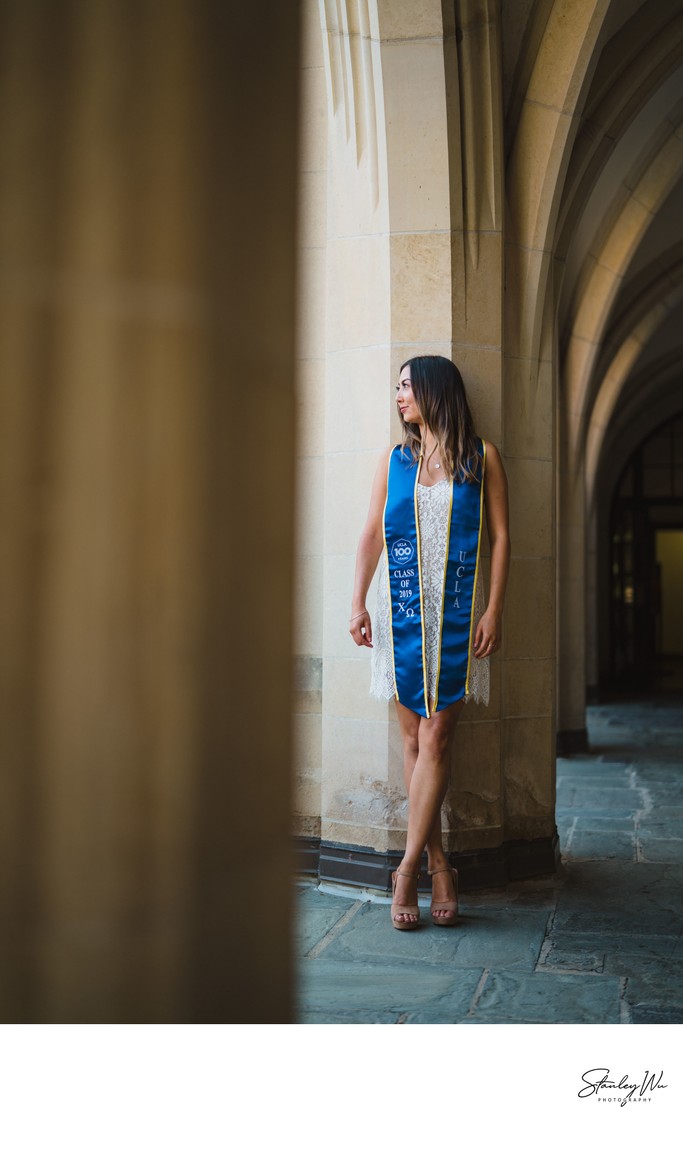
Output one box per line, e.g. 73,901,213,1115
0,0,300,1022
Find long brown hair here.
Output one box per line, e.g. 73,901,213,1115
399,355,480,483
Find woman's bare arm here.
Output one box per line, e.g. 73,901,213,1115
473,441,510,658
349,447,392,648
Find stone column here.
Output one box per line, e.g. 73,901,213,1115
504,0,611,833
317,0,394,875
292,0,328,867
442,0,508,862
0,0,300,1023
312,0,557,886
557,447,589,749
317,0,458,881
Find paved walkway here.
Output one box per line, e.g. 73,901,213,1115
296,698,683,1024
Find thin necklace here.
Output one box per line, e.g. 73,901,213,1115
422,441,441,468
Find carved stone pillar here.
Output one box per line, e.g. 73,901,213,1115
304,0,559,889
0,0,300,1022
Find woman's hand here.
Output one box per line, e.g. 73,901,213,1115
349,609,373,648
349,448,391,650
473,608,502,658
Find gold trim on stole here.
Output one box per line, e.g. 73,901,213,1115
465,440,487,697
382,448,399,703
414,453,430,717
432,478,454,715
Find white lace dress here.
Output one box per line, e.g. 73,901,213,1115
370,479,489,708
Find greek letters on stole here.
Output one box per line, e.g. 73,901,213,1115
382,440,486,717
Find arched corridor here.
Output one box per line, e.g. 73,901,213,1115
556,0,683,749
601,414,683,695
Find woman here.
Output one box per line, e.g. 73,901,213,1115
349,355,510,930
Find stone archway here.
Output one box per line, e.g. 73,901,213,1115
553,1,683,747
591,365,683,693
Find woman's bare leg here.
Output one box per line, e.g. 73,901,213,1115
393,698,464,924
395,704,445,858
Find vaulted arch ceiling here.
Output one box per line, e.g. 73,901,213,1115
555,0,683,492
593,355,683,520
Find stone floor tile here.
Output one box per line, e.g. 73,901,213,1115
318,901,549,972
563,828,636,861
543,928,683,962
402,1005,477,1024
470,970,622,1024
298,1009,401,1024
635,783,683,804
555,785,642,812
558,765,632,780
296,959,483,1019
552,861,683,935
638,807,683,826
311,901,469,966
570,815,636,829
556,761,631,777
456,1015,558,1024
636,835,683,863
557,811,642,828
294,887,358,955
629,1004,683,1024
539,944,604,973
603,954,683,1010
642,733,683,747
439,908,550,971
633,762,683,779
465,885,559,910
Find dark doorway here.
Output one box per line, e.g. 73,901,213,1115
607,414,683,694
655,528,683,692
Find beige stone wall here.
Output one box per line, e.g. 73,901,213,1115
317,0,400,852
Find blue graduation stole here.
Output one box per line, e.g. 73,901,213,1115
382,440,486,717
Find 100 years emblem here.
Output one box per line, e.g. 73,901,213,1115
390,538,415,564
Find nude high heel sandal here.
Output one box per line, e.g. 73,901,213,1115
390,869,420,931
428,866,459,926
